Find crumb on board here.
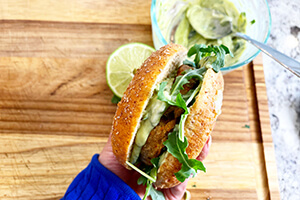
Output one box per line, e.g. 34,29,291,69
242,124,250,129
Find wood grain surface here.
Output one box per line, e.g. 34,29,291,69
0,0,279,199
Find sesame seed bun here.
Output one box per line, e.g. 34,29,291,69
111,43,187,169
110,43,224,188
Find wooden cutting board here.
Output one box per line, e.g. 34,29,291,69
0,1,280,199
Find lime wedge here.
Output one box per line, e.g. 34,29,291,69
106,43,155,98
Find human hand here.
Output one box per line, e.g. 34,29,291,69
98,135,211,200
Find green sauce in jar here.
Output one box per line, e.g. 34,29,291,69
158,0,248,67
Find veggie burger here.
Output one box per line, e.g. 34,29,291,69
110,43,231,196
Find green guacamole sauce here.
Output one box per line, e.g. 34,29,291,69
158,0,248,67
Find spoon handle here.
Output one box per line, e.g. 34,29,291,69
236,32,300,78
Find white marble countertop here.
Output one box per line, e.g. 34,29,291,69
263,0,300,199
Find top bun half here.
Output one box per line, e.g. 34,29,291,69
111,43,187,169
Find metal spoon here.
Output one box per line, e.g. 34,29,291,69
234,32,300,78
172,14,300,78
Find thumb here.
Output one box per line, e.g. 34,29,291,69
196,135,212,161
163,179,188,200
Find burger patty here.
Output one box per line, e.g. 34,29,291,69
139,115,177,165
139,64,197,165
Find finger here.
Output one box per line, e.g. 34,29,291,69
163,179,188,200
98,135,119,170
99,135,113,157
196,135,212,161
208,135,212,148
99,135,135,182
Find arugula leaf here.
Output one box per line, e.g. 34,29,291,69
151,157,160,168
159,68,205,106
143,182,152,200
136,156,165,200
175,166,196,182
138,162,165,200
210,46,227,73
126,161,156,182
157,82,173,105
176,158,206,182
171,68,204,97
158,86,189,142
175,93,189,113
143,180,165,200
136,164,153,187
172,75,189,97
157,83,188,112
183,59,196,68
111,94,121,104
163,131,206,182
179,113,188,141
181,89,195,102
148,184,165,200
187,44,206,67
137,175,147,186
174,94,189,141
187,44,201,57
158,68,206,141
187,44,233,71
220,44,234,57
186,83,201,105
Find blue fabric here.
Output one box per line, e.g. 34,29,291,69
62,154,141,200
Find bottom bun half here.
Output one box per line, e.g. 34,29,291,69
155,69,223,188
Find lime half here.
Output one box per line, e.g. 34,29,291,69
106,43,155,98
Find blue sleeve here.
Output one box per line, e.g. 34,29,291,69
61,154,141,200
